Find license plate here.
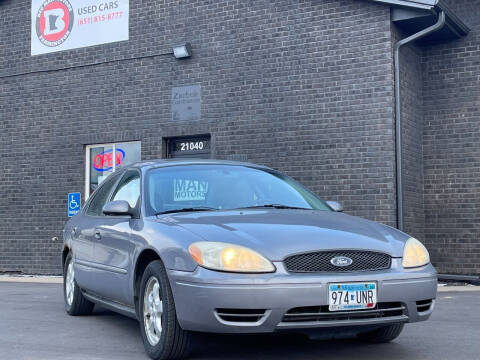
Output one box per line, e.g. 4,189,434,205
328,282,377,311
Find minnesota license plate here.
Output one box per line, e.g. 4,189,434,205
328,282,377,311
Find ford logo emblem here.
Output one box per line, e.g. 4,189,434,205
330,256,353,267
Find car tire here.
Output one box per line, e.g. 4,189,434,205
357,323,405,343
139,260,191,360
63,253,94,316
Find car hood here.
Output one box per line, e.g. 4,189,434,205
157,210,409,260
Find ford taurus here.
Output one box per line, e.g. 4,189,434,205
62,160,436,360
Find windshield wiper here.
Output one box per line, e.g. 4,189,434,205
155,207,217,216
235,204,311,210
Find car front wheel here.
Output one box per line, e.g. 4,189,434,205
139,260,191,360
63,253,94,316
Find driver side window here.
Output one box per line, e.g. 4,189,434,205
86,172,122,217
111,170,141,209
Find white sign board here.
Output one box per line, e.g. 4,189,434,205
31,0,129,55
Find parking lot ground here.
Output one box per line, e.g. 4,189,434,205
0,282,479,360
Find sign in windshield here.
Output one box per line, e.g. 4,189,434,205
147,165,331,216
174,179,209,201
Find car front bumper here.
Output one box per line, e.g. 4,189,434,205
168,259,437,333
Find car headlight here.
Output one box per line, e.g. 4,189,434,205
402,237,430,268
188,241,275,273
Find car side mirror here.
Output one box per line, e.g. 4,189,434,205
103,200,133,217
326,201,343,212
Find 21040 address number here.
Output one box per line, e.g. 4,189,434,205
180,142,205,151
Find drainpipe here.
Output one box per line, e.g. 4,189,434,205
394,10,446,231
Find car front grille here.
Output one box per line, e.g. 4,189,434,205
282,302,406,323
284,250,391,273
215,308,267,323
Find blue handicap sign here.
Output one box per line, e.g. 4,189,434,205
68,192,81,217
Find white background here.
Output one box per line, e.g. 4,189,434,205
31,0,129,55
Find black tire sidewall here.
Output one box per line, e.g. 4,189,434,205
139,260,175,359
63,252,94,316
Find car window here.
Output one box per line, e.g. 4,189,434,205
145,165,331,216
111,171,140,208
86,171,122,216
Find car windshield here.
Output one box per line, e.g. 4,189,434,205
145,164,331,216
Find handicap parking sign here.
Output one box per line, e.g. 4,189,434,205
68,193,81,217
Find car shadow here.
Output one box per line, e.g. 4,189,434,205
92,305,143,336
189,332,415,360
91,307,414,360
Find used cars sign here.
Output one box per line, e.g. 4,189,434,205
31,0,129,55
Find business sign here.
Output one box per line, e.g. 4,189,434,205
174,179,208,201
172,85,201,121
93,148,125,172
31,0,129,55
68,192,81,217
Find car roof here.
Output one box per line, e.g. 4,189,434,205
126,158,273,172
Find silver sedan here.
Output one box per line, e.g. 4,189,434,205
62,160,436,360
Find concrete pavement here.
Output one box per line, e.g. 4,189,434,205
0,281,479,360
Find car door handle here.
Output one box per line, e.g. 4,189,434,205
71,227,77,237
94,229,102,240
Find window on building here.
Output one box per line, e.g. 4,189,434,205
86,141,141,198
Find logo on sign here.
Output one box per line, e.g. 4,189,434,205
174,179,208,201
330,256,353,267
35,0,74,47
93,148,125,172
68,192,81,217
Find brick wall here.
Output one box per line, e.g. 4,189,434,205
392,26,426,242
422,0,480,275
0,0,397,274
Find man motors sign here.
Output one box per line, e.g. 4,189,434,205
31,0,129,55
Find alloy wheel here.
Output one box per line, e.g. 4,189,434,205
143,276,164,346
65,261,75,306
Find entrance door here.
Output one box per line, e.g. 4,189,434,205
166,135,211,159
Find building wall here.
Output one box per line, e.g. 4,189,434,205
422,0,480,274
0,0,396,274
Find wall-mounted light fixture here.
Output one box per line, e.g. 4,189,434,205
173,43,192,59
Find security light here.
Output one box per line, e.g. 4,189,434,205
173,43,192,59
